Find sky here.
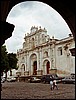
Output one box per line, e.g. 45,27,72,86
4,1,72,53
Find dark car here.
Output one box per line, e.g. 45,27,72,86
62,75,75,84
28,76,41,83
41,74,64,84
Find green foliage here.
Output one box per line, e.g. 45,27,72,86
1,45,18,75
1,45,9,73
8,53,18,70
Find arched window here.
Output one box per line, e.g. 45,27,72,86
44,51,48,57
32,38,35,48
21,64,25,71
58,47,62,56
32,38,34,41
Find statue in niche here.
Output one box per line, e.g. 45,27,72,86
32,38,35,48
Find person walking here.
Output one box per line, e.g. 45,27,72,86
50,79,53,90
53,80,58,90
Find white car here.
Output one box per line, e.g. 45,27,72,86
29,77,41,83
7,76,16,82
62,75,75,84
1,77,6,83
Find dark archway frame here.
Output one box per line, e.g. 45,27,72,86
1,0,75,55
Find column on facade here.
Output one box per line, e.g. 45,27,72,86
21,54,24,76
66,49,71,73
36,35,39,46
20,55,22,75
48,45,51,69
19,56,23,75
21,66,24,76
17,57,21,72
24,54,27,71
26,52,30,75
53,44,56,69
31,60,33,75
50,46,53,69
37,51,39,71
41,49,44,73
39,48,42,70
70,56,75,73
51,44,55,69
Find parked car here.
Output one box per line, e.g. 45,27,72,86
7,76,16,82
62,75,75,84
70,73,75,79
1,77,6,83
28,76,41,83
41,74,64,84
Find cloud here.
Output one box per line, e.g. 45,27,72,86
5,1,71,53
19,1,35,9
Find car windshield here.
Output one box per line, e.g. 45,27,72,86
65,76,71,79
52,74,58,78
33,77,36,79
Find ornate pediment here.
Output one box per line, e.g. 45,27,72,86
64,44,68,50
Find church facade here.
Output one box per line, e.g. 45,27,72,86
16,26,75,77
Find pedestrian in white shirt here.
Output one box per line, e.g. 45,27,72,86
53,80,58,90
50,80,53,90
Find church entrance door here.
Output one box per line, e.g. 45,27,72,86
43,60,50,74
46,61,50,74
33,61,37,75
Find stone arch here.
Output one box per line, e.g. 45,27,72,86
30,53,37,75
21,64,25,76
43,59,50,75
1,1,75,46
44,51,48,58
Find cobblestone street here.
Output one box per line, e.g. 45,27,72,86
1,82,75,99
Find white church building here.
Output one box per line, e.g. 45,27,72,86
16,26,75,77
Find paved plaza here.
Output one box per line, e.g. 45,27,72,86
1,82,75,99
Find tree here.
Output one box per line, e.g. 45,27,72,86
1,45,9,77
1,45,18,77
8,53,18,76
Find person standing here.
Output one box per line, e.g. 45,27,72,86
50,79,53,90
53,80,58,90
